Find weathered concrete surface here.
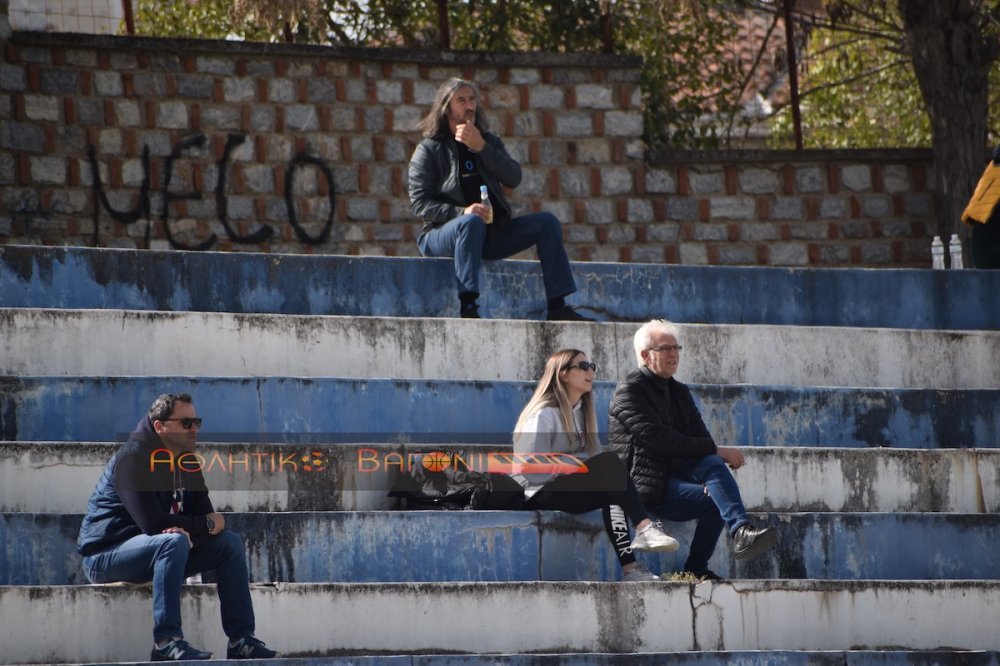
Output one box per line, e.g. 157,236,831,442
3,244,1000,329
5,511,1000,585
736,447,999,515
16,654,1000,666
2,581,998,662
11,653,1000,666
3,443,997,515
2,376,997,447
4,308,999,389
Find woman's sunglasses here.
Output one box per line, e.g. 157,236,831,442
564,361,597,372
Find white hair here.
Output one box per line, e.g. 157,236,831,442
633,319,680,366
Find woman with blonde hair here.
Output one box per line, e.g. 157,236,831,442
513,349,678,581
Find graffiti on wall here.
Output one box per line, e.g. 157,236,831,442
87,131,337,250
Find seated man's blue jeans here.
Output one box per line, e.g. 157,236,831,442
649,454,751,573
418,212,576,300
82,531,255,643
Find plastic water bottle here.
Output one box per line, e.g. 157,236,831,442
479,185,493,224
931,236,944,269
948,234,964,269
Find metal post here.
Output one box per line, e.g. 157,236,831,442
782,0,803,150
122,0,135,35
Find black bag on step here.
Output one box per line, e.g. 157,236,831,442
388,451,525,510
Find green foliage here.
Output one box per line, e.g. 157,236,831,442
768,26,931,148
662,571,703,582
767,3,1000,150
132,0,252,41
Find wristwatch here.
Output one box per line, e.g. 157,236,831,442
206,516,216,534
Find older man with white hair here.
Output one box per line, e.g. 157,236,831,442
608,320,777,580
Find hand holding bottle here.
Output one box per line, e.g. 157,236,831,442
479,185,493,224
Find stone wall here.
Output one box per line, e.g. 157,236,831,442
0,28,937,267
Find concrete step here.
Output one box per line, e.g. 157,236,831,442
3,308,999,389
3,443,997,515
3,376,997,447
3,245,1000,329
2,581,998,662
6,511,1000,585
12,655,1000,666
20,654,995,666
17,655,1000,666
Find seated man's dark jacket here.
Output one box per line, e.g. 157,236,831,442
77,416,213,556
608,367,717,506
408,129,522,235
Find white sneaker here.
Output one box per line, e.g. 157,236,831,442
622,561,660,582
630,521,679,553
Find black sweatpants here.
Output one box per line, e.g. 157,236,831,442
524,451,648,567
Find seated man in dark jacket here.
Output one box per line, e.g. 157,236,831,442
608,320,777,579
77,393,275,661
408,77,591,321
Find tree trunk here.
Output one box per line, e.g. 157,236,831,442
899,0,996,259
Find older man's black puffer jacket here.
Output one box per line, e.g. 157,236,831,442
608,367,717,506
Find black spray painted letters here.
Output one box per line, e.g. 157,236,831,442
87,131,337,249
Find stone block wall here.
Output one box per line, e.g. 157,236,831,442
644,149,935,266
0,28,937,267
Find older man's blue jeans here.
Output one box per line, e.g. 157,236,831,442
418,212,577,299
81,531,255,643
649,454,751,573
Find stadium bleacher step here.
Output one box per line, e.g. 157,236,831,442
3,376,998,447
3,307,999,389
3,244,999,329
2,443,997,514
5,510,1000,585
2,581,999,663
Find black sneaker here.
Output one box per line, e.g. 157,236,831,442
151,639,212,661
227,636,278,659
460,303,480,319
545,305,594,322
733,523,778,561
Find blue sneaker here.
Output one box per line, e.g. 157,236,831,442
150,638,212,661
227,636,278,659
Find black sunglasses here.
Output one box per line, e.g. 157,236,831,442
564,361,597,372
162,417,203,430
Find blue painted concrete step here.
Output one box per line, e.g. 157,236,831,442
5,511,999,585
3,245,999,329
3,376,997,448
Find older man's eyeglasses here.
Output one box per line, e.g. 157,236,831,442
162,418,203,430
564,361,597,372
648,344,683,353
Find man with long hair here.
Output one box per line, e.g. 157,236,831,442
408,78,591,320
